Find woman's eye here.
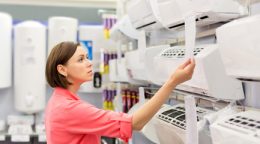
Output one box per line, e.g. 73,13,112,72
79,57,84,62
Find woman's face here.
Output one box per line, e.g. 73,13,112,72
65,46,93,84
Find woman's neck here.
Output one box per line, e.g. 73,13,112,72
67,84,80,94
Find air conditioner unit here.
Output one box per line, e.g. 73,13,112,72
125,50,147,82
126,0,163,31
154,0,247,30
153,104,213,144
144,45,171,83
210,110,260,144
216,14,260,80
150,44,244,100
110,15,141,41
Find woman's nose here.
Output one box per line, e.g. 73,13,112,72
86,59,92,67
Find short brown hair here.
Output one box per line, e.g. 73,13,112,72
45,41,80,88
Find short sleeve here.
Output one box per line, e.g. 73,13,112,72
60,100,133,142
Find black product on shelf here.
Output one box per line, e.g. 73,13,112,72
93,72,102,88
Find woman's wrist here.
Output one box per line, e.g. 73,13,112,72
165,78,178,90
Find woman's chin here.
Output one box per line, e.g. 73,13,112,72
87,77,93,81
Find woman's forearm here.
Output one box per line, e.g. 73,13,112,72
132,79,177,131
131,58,195,131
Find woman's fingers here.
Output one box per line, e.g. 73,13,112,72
184,58,195,72
178,58,192,69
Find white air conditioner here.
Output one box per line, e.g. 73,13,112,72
125,50,147,81
153,0,247,30
153,104,213,144
126,0,163,31
110,15,141,41
210,110,260,144
216,14,260,80
144,45,170,83
150,44,244,100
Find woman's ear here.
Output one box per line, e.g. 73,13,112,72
57,64,67,77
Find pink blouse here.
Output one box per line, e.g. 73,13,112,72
45,87,132,144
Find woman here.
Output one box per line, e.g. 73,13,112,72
45,41,195,144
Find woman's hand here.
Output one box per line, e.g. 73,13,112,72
168,58,196,87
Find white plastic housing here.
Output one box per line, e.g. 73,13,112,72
125,50,147,81
154,104,213,144
0,12,12,88
216,14,260,80
127,0,162,31
210,110,260,144
144,45,170,83
48,17,78,53
154,0,246,30
14,21,46,114
151,44,244,100
110,15,141,40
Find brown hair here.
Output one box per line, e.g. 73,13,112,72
45,41,80,88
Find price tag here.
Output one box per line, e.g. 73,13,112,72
38,134,46,142
11,135,30,142
0,135,5,141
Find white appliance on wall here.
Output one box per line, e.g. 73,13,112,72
109,58,130,82
153,104,213,144
126,0,163,31
210,110,260,144
144,45,170,83
0,12,12,88
125,49,147,81
152,0,247,30
48,16,78,53
14,21,46,114
151,44,244,101
110,15,141,41
216,14,260,80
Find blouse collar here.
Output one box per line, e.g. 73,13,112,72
54,87,80,100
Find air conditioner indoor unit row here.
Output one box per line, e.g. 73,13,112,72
126,0,247,31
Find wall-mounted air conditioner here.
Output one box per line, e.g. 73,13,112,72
216,14,260,80
210,110,260,144
150,44,244,101
154,0,247,30
110,15,141,41
126,0,163,31
144,45,170,83
153,104,213,144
